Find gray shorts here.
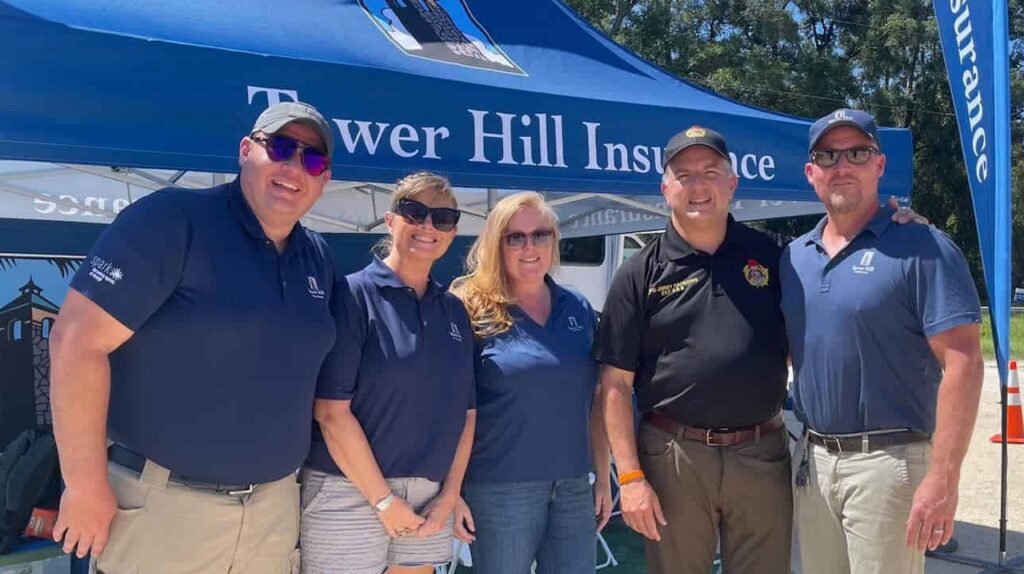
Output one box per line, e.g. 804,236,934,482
299,469,453,574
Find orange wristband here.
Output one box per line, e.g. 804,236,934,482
617,470,645,485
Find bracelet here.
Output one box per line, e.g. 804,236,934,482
617,470,645,485
374,491,393,511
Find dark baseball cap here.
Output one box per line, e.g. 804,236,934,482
251,101,334,157
808,108,878,152
663,125,730,168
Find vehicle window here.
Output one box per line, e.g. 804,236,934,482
622,236,642,264
559,236,605,266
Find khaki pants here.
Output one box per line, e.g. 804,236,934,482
795,437,931,574
96,461,300,574
638,422,793,574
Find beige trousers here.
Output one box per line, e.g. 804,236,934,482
95,460,300,574
795,436,931,574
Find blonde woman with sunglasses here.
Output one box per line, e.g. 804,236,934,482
450,192,612,574
301,172,476,574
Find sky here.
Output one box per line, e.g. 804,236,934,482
0,257,80,310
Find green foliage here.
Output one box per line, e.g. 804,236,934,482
980,314,1024,361
563,0,1024,300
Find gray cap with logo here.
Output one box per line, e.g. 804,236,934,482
251,101,334,157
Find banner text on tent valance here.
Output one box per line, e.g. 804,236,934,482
247,87,778,183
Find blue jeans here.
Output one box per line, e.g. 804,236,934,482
462,475,596,574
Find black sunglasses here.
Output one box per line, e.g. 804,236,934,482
504,229,554,249
250,134,330,176
395,198,461,232
810,147,879,168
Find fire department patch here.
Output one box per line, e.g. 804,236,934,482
684,126,706,138
743,259,769,288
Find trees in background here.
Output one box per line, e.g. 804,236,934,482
566,0,1024,299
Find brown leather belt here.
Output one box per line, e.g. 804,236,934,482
643,411,785,447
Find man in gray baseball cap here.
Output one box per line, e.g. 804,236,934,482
51,101,336,573
251,101,335,158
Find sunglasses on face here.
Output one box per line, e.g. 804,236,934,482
504,229,554,249
809,147,879,168
250,134,331,176
395,198,461,232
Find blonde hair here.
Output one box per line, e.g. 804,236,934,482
374,171,458,257
451,192,560,338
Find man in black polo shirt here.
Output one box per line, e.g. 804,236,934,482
49,102,336,573
596,126,792,574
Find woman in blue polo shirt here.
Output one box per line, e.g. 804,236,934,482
450,192,612,574
301,172,476,574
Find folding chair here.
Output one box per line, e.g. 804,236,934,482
597,469,620,569
435,538,471,574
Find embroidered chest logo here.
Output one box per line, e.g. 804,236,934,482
743,259,769,288
87,256,123,285
567,316,584,332
648,277,699,299
307,276,326,299
852,251,876,275
448,322,463,342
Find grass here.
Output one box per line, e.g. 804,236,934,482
979,313,1024,362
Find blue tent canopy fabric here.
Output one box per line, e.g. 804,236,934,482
0,0,913,210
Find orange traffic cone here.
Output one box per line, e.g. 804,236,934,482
991,360,1024,444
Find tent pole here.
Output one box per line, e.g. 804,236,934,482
1000,377,1008,565
929,362,1023,574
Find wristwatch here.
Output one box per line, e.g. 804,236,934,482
374,492,395,513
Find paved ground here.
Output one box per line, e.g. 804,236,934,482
924,361,1024,573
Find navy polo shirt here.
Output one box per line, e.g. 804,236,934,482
780,206,981,434
465,277,599,484
71,180,337,485
308,258,476,483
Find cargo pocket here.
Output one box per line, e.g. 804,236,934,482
893,449,912,492
287,548,301,574
637,424,675,457
300,471,327,516
97,466,152,574
760,428,792,464
95,506,146,574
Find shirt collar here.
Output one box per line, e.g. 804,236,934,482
864,205,896,236
509,275,572,320
660,214,741,261
229,178,309,255
365,256,444,297
545,274,570,300
804,204,894,247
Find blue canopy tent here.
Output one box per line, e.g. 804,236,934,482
0,0,913,242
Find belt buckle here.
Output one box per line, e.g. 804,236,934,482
824,436,843,454
705,429,728,447
226,484,256,496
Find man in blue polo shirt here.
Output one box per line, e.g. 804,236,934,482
781,108,984,573
49,102,337,573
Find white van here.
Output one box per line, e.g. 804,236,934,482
553,234,648,312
